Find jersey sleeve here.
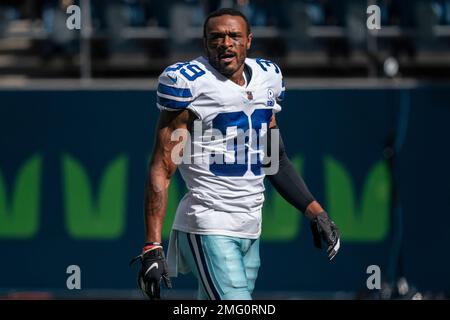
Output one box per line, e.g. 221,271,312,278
273,64,284,114
156,65,196,113
277,78,285,103
254,58,285,114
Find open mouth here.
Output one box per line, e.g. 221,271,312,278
219,52,236,64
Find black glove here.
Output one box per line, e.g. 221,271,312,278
130,246,172,299
310,211,341,261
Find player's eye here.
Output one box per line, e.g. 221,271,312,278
209,33,224,40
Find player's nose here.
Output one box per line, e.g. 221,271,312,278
222,35,233,47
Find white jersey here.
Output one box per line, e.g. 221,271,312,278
157,56,285,239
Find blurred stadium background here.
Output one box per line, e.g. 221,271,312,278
1,0,450,300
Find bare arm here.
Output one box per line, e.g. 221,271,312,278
144,110,193,243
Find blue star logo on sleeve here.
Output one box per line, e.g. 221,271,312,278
167,72,178,84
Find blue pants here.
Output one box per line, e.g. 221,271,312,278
177,231,261,300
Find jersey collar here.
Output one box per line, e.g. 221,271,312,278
196,56,255,90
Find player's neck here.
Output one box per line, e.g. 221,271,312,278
227,65,246,86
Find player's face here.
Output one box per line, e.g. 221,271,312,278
204,15,252,77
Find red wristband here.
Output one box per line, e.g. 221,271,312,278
143,244,162,252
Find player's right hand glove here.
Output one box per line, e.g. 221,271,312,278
130,244,172,300
310,211,341,261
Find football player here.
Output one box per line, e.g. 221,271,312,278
132,8,340,300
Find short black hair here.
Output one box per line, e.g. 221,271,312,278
203,8,251,38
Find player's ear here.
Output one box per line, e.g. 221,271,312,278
246,33,252,50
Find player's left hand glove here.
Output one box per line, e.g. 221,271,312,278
130,244,172,299
310,211,341,261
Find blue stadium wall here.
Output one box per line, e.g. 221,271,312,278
0,85,449,296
